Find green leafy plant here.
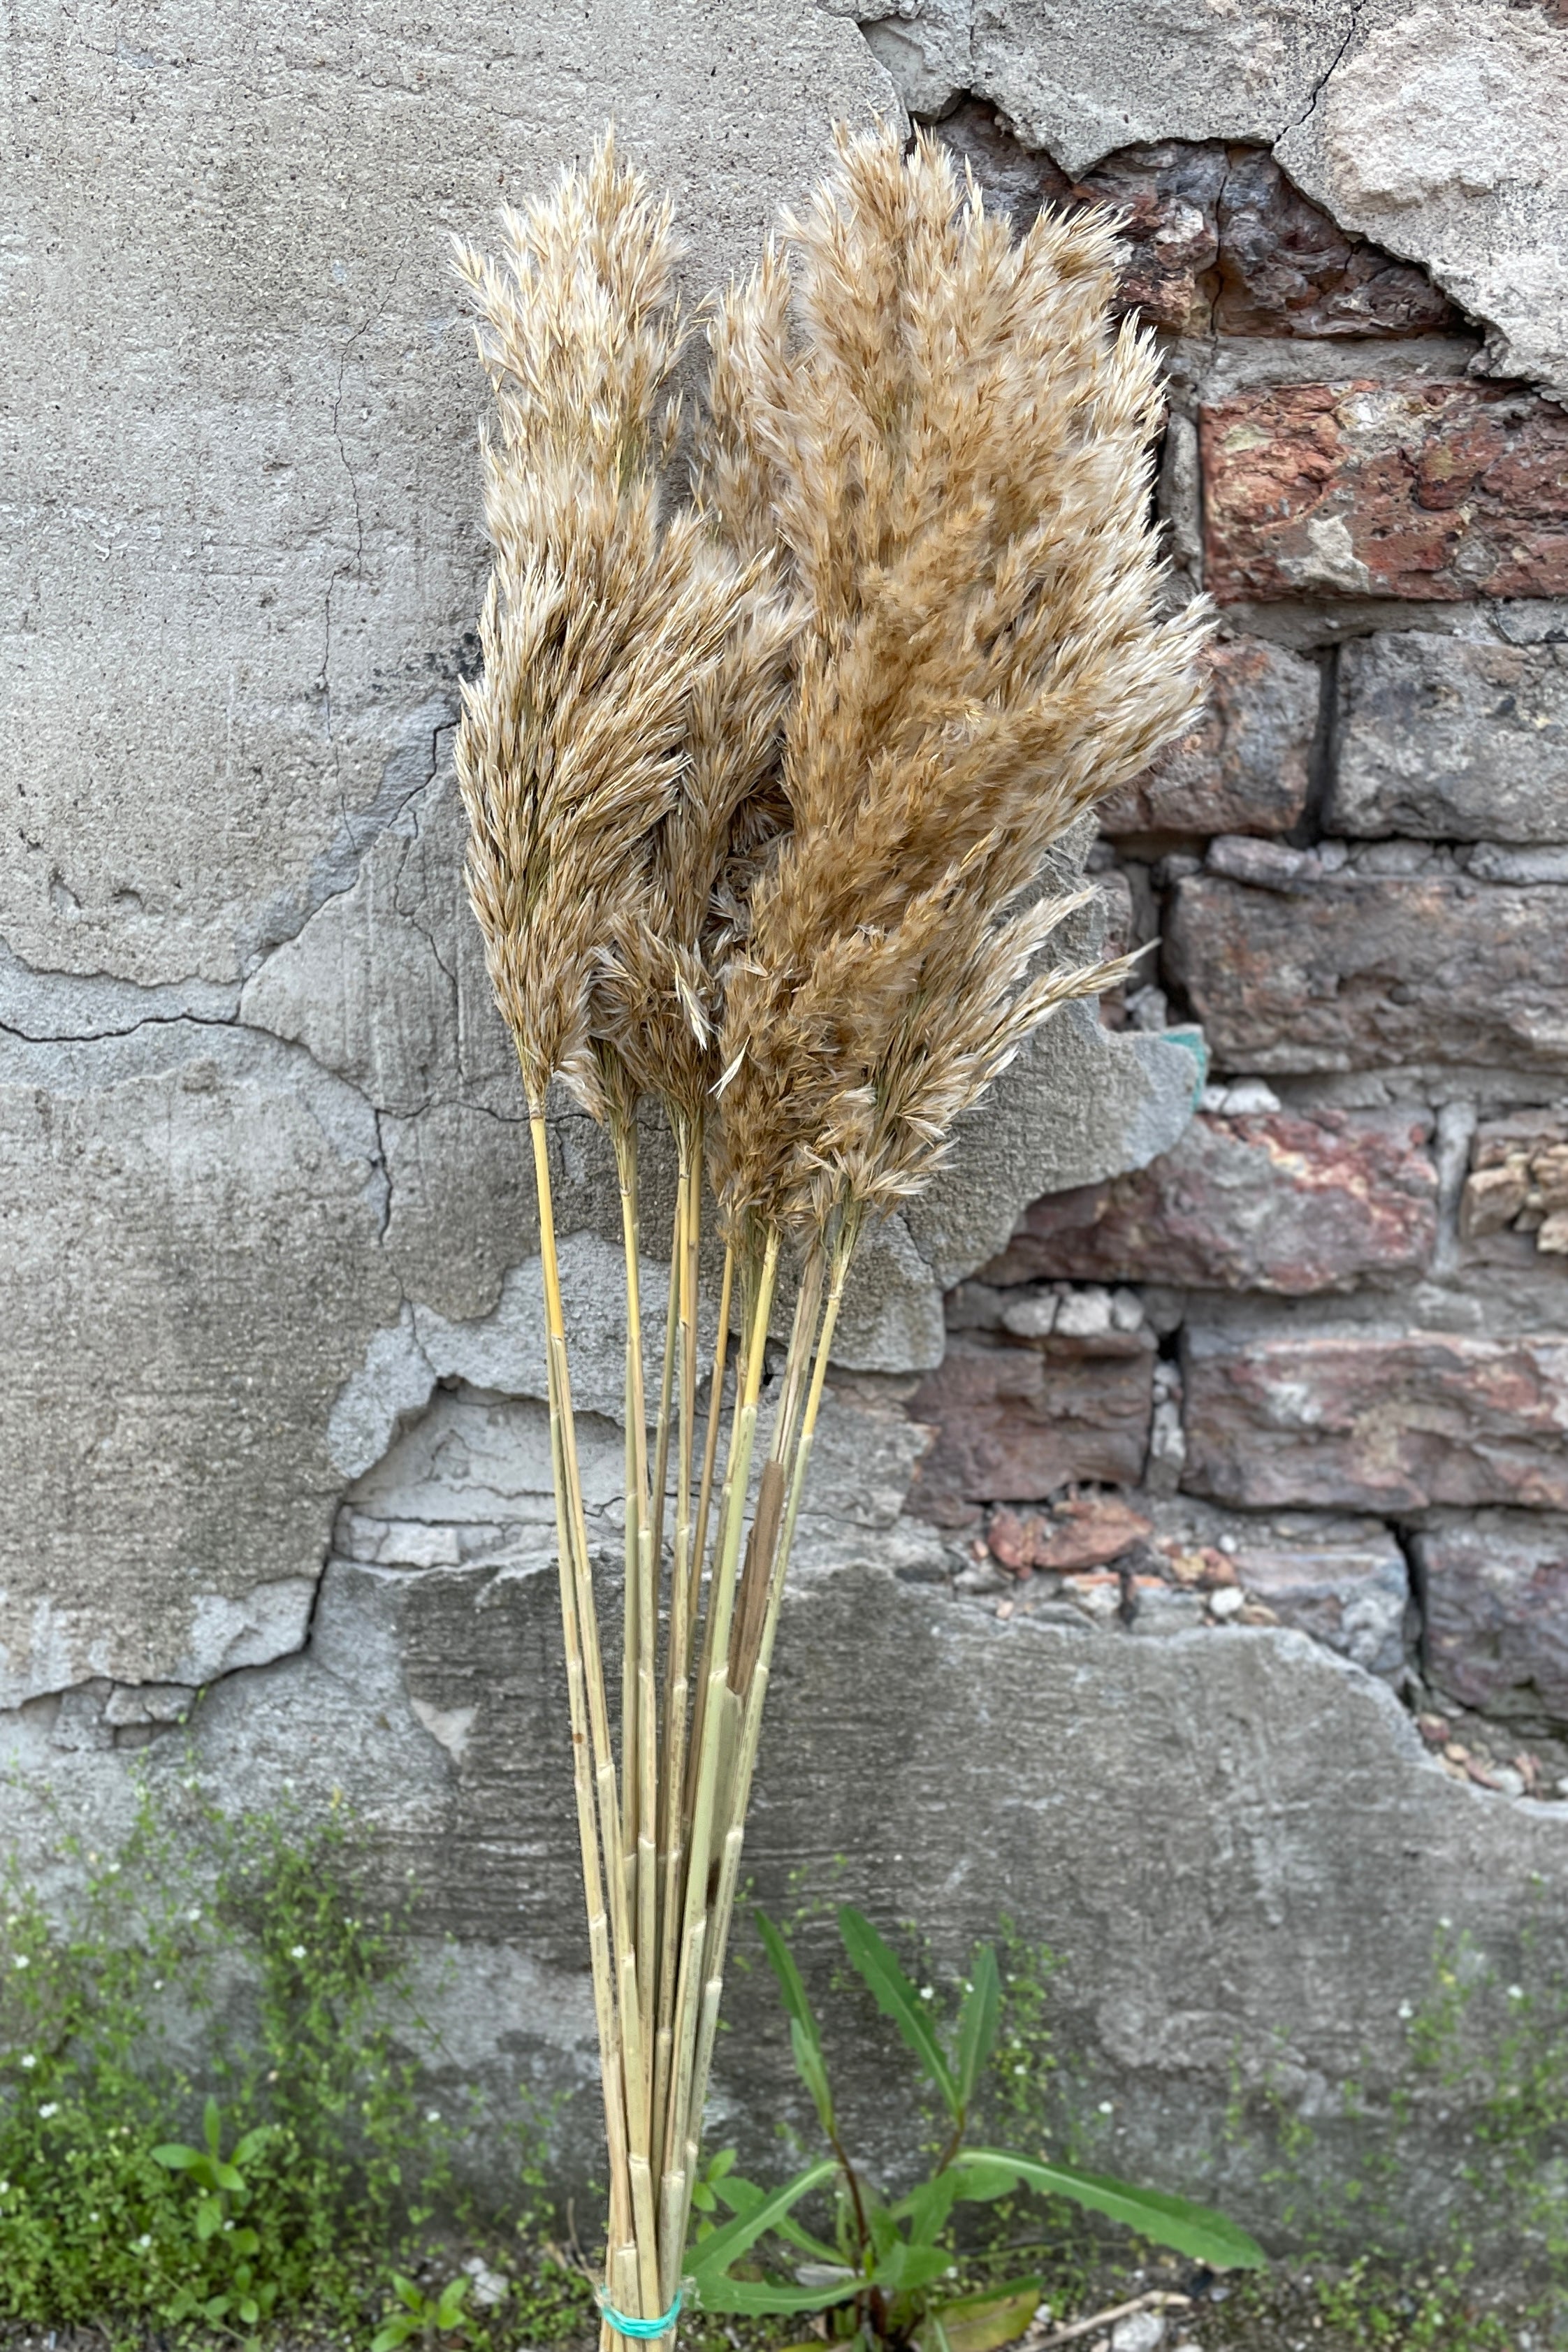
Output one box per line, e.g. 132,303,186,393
151,2096,278,2330
0,1782,574,2340
684,1907,1263,2350
372,2270,474,2351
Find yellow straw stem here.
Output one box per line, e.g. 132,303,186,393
676,1212,860,2253
528,1110,639,2311
657,1230,778,2240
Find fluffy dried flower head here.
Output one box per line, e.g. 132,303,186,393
703,124,1207,1231
453,134,771,1119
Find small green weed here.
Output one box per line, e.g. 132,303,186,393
150,2094,281,2331
372,2269,475,2351
0,1778,583,2344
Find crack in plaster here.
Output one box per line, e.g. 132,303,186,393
1286,0,1363,134
238,696,457,975
321,264,405,815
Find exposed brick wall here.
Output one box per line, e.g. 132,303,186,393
915,114,1568,1806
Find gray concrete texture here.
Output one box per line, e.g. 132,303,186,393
6,0,1568,2266
3,1531,1561,2261
2,0,1202,1706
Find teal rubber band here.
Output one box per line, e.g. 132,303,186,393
597,2291,683,2339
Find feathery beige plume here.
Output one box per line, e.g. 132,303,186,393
702,124,1208,1232
453,133,760,1121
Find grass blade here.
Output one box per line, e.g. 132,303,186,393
955,2150,1266,2271
755,1909,836,2138
838,1905,959,2120
954,1944,1001,2112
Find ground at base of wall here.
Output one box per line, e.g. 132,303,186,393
0,2246,1549,2352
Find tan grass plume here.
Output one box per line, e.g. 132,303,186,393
449,122,1209,2349
701,125,1207,1235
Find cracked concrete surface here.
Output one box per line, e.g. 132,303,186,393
9,0,1567,2254
0,1018,398,1703
1,0,1198,1758
2,0,893,993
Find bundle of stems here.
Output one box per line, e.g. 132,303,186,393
452,124,1206,2352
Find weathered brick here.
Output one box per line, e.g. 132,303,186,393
1416,1511,1568,1732
1166,870,1568,1072
933,113,1223,333
982,1108,1436,1293
987,1493,1153,1572
907,1331,1154,1527
1098,634,1319,837
1200,381,1568,604
1231,1530,1409,1679
1333,634,1568,844
1212,150,1454,340
931,117,1449,342
1183,1331,1568,1512
1076,143,1226,334
1461,1113,1568,1259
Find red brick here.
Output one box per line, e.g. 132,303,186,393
1166,871,1568,1073
1184,1332,1568,1511
1098,634,1319,838
982,1109,1436,1293
988,1494,1153,1572
1416,1511,1568,1730
907,1332,1154,1527
1200,380,1568,604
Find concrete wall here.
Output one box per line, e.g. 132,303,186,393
5,0,1568,2263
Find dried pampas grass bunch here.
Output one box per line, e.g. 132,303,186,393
452,124,1205,2351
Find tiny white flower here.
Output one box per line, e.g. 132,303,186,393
106,1862,120,1877
426,2109,441,2122
12,1954,29,1970
1013,2064,1026,2075
1098,2100,1114,2115
138,2234,152,2251
20,2054,35,2070
1397,2001,1413,2021
1508,1984,1525,2001
153,1979,164,1991
89,2211,99,2223
187,1908,202,1923
290,1944,307,1960
0,2182,10,2196
918,1986,934,2002
1439,1915,1452,1930
38,2102,57,2119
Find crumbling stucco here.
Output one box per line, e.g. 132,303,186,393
848,0,1568,405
